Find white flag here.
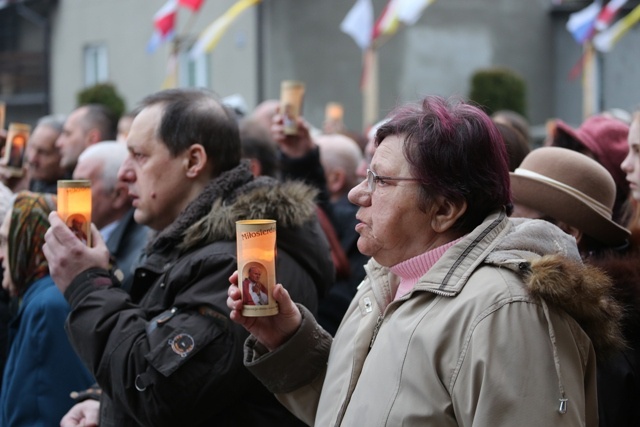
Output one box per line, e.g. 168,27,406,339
395,0,436,25
566,1,601,44
340,0,374,50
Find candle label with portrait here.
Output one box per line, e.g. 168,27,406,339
236,219,278,317
1,122,31,177
57,180,92,247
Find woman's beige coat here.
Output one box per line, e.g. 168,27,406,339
245,211,623,426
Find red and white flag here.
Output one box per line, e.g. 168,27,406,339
373,0,400,41
153,0,178,38
594,3,640,52
147,0,178,53
178,0,204,12
595,0,628,31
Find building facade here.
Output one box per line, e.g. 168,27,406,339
0,0,638,133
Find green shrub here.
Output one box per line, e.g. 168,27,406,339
468,68,527,118
76,83,126,119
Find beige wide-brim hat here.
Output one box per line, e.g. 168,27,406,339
510,146,630,247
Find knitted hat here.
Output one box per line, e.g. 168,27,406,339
510,147,630,247
554,115,630,192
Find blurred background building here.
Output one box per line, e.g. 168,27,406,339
0,0,639,136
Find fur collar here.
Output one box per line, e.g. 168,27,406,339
148,161,318,254
526,255,624,359
489,218,625,359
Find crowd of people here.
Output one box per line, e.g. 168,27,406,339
0,85,638,427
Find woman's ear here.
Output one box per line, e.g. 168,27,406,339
430,197,467,233
183,144,208,178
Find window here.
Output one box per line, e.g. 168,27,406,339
179,50,209,88
84,44,108,86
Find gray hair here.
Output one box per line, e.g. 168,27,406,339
77,141,128,191
36,114,66,133
316,134,363,190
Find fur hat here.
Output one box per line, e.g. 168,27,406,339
554,115,630,192
510,147,630,247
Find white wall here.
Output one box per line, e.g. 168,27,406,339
50,0,258,116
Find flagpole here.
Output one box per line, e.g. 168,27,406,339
581,41,598,120
596,47,605,113
164,9,201,89
362,47,379,131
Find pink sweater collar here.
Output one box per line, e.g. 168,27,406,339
390,237,463,300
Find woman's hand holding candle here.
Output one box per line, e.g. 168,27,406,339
227,271,302,352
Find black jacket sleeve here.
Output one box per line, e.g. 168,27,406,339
63,252,253,426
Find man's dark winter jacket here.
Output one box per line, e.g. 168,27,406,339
63,162,335,426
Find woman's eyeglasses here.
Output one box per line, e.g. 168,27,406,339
366,169,419,193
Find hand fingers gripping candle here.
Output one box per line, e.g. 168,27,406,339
236,219,277,317
57,180,92,246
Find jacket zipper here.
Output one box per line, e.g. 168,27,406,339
368,287,456,350
369,313,384,349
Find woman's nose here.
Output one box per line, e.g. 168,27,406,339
348,178,370,207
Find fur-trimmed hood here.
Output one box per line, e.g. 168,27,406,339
181,178,320,251
145,161,334,297
486,218,624,359
147,161,318,253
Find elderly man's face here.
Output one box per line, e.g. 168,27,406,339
73,157,113,230
249,268,261,283
27,124,65,181
348,135,434,267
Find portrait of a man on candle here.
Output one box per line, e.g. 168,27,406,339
242,263,268,306
67,213,88,245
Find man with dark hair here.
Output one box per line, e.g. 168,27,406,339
56,104,118,170
44,88,334,426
